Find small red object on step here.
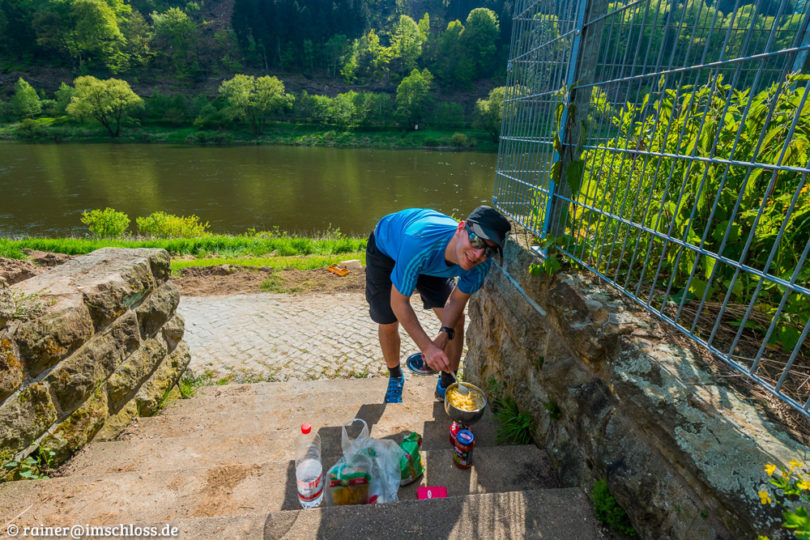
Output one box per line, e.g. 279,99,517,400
418,486,447,500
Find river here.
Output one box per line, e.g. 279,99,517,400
0,143,497,237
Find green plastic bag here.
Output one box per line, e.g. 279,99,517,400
399,432,424,486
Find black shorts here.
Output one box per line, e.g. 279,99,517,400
365,232,455,325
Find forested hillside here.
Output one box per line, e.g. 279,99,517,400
0,0,511,91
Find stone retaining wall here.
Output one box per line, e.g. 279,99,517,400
464,238,807,539
0,248,190,469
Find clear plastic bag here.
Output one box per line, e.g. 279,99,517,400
327,418,405,505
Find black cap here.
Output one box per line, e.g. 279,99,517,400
466,206,511,256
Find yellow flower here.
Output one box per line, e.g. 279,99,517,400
798,480,810,491
758,490,773,505
765,464,777,477
789,459,805,471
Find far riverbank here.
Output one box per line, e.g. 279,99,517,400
0,121,499,153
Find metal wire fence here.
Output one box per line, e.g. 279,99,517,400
494,0,810,417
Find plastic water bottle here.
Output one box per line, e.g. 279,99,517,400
295,422,324,508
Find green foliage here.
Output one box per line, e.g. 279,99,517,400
135,211,210,238
494,396,533,444
566,73,810,352
591,478,637,536
67,76,143,137
395,68,433,128
474,86,505,142
219,74,294,136
80,207,130,237
758,460,810,539
451,132,469,147
2,448,55,482
462,8,499,79
11,78,42,119
177,371,211,398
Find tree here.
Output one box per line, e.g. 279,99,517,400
474,86,506,141
395,68,433,128
66,76,143,137
68,0,129,72
218,74,293,136
11,78,42,119
462,8,499,80
151,7,198,75
432,20,473,87
390,15,423,78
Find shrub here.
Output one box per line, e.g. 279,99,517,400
494,396,533,444
590,478,636,536
451,132,469,147
80,208,130,238
136,211,210,238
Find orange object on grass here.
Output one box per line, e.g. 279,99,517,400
326,264,350,276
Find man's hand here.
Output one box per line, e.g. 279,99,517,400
423,343,450,372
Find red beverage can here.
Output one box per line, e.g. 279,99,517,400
452,429,475,469
449,421,470,446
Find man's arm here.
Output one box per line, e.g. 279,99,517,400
390,286,452,372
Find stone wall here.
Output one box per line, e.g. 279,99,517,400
0,248,190,470
464,238,807,539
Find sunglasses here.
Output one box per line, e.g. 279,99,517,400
465,224,499,259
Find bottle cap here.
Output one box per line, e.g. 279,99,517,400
457,430,475,445
301,423,312,434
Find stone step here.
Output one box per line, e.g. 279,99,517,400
139,488,598,539
122,394,501,451
61,403,501,477
0,445,558,527
157,375,449,417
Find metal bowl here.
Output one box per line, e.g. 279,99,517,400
444,382,488,425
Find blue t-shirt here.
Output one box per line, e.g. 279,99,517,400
373,208,492,296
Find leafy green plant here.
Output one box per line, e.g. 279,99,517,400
177,372,212,398
538,73,810,354
3,448,55,481
591,478,637,536
80,207,130,238
757,460,810,539
494,396,533,444
136,211,211,238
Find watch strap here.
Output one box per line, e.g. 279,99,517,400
440,326,455,340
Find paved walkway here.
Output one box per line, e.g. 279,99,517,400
178,292,442,383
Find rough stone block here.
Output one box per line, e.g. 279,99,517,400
14,296,94,377
162,312,185,353
0,334,23,403
136,282,180,339
106,337,168,411
45,313,140,415
135,341,190,417
0,383,58,459
96,400,138,441
13,248,170,332
41,389,108,463
0,288,12,328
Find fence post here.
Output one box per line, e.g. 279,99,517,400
548,0,606,238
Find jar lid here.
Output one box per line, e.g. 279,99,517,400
457,430,474,445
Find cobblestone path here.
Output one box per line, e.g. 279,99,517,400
178,292,442,383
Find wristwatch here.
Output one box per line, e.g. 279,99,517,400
439,326,455,340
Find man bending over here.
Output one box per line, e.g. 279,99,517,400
365,206,511,403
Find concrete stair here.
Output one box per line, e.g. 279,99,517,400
0,376,599,539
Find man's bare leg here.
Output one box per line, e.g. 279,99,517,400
380,321,404,403
379,322,401,369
